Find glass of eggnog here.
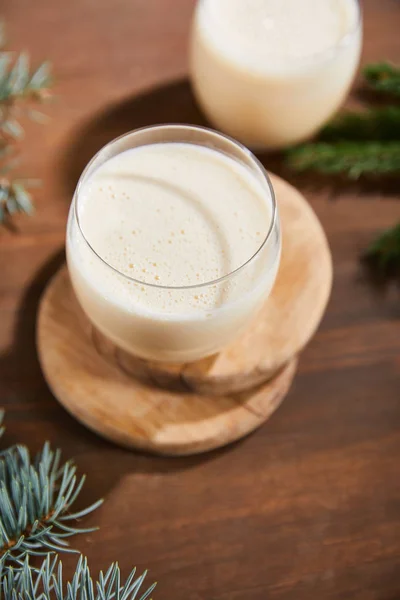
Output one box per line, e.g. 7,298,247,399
190,0,362,149
66,125,281,363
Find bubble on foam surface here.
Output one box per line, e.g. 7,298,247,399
72,141,274,316
203,0,357,66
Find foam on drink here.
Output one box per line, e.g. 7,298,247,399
191,0,361,148
67,141,279,362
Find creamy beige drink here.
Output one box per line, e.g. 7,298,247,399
67,126,280,363
191,0,362,149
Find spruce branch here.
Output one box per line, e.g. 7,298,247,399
0,22,52,226
0,554,156,600
0,443,103,562
286,62,400,179
0,53,52,136
0,176,36,223
320,106,400,142
364,223,400,273
286,141,400,179
364,62,400,97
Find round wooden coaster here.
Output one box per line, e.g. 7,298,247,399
37,268,297,456
92,172,332,396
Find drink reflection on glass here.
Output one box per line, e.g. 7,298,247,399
190,0,362,150
66,125,281,363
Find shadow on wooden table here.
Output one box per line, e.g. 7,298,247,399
60,77,317,196
62,78,207,195
59,76,308,200
1,247,236,508
61,77,400,203
58,76,307,191
0,249,65,445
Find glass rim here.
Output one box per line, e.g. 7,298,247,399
73,124,279,291
198,0,362,68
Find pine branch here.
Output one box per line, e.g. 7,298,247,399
285,62,400,179
0,53,52,135
0,24,52,225
0,46,52,225
0,554,156,600
320,106,400,142
0,176,36,223
0,50,51,224
364,223,400,273
0,443,103,562
286,141,400,179
364,62,400,98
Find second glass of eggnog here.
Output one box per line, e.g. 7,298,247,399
66,125,281,363
190,0,362,149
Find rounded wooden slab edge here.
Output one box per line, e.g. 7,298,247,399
37,269,298,456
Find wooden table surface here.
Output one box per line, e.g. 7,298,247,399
2,1,400,598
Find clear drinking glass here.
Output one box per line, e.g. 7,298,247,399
190,0,362,150
66,125,281,363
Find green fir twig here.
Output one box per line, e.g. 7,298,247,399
0,177,37,222
320,106,400,142
364,62,400,97
0,23,52,225
286,141,400,179
285,61,400,275
0,54,52,138
0,442,103,561
286,62,400,179
364,223,400,273
0,554,156,600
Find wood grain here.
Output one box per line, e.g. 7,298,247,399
90,172,332,396
37,267,297,455
1,0,400,599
